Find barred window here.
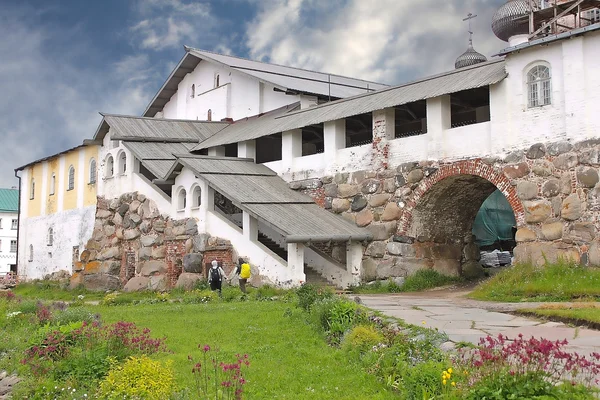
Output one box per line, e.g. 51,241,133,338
527,65,551,108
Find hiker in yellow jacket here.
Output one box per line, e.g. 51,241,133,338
234,257,251,294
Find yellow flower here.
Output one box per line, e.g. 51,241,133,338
442,380,447,385
448,368,453,374
451,381,456,387
464,371,469,376
422,320,426,325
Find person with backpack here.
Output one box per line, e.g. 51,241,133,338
234,257,251,294
208,260,225,295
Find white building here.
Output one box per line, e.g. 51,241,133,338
0,188,19,275
16,1,600,288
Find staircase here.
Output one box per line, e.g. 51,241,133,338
258,232,288,260
304,264,332,287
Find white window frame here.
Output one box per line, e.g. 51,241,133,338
10,240,17,253
177,188,187,211
89,158,97,184
106,155,114,178
192,185,202,209
527,64,552,108
118,151,127,175
11,219,17,230
67,165,75,191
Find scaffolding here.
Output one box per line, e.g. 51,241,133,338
525,0,600,39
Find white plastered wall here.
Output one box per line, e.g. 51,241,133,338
0,211,18,273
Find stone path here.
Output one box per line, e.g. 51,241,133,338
357,288,600,357
0,371,20,399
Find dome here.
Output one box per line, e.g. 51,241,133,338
491,0,531,42
455,44,488,69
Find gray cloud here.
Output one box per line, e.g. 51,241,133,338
245,0,506,84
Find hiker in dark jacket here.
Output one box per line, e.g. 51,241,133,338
208,260,225,295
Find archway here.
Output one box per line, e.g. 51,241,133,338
398,160,525,276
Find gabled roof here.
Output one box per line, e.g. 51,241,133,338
93,114,229,143
0,188,19,212
192,58,507,151
167,156,372,243
15,144,88,172
143,47,389,117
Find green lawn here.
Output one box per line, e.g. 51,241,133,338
469,261,600,302
91,301,395,399
519,305,600,326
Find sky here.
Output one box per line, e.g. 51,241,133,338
0,0,507,189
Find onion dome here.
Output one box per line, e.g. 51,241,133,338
492,0,532,42
455,43,488,69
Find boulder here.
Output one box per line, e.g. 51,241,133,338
561,194,583,221
547,141,573,156
383,178,396,193
331,198,350,213
513,242,580,266
504,150,524,163
532,161,553,177
129,200,141,213
123,276,150,292
369,193,390,207
117,203,129,217
141,260,167,277
185,219,198,235
361,179,380,194
541,222,563,241
579,148,600,165
395,174,406,187
337,184,360,198
517,181,538,200
523,200,552,223
515,228,536,242
542,179,560,198
397,162,419,174
503,163,530,179
588,187,600,211
553,153,578,170
566,222,595,243
140,234,158,247
351,196,368,212
323,183,338,197
526,143,546,159
407,169,424,184
153,220,166,232
151,246,166,259
577,167,599,188
139,247,152,261
175,273,203,290
368,222,397,241
96,209,112,219
100,261,121,275
366,241,386,258
361,258,378,281
380,202,401,221
462,261,485,279
183,253,203,273
387,242,416,257
588,241,600,266
97,246,120,261
124,229,140,240
69,272,83,289
149,275,168,291
355,209,373,227
129,213,142,226
83,274,121,292
432,259,461,277
463,243,480,261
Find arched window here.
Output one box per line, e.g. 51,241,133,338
49,173,55,195
68,166,75,191
191,84,195,98
119,152,127,174
192,186,201,208
89,159,97,184
527,64,552,108
177,188,187,210
30,179,35,200
106,155,114,178
207,109,212,121
47,228,54,246
29,244,33,262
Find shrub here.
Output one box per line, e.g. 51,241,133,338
311,297,368,344
296,284,333,311
342,324,384,353
51,307,97,325
97,355,174,400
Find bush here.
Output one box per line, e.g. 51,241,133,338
51,307,97,325
296,284,333,311
342,325,384,353
97,355,174,400
310,297,368,344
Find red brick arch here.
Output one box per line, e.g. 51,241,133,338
398,159,525,236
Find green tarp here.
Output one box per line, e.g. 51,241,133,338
472,189,516,247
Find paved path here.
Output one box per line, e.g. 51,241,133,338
357,288,600,357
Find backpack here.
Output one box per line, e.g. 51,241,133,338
210,266,221,282
240,263,251,279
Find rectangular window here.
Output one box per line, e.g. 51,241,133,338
11,219,17,230
10,240,17,253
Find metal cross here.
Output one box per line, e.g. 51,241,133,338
463,12,478,44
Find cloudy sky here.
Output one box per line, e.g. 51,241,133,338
0,0,507,188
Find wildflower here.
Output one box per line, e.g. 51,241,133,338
447,368,453,374
422,320,426,325
442,379,447,385
451,381,456,387
77,295,84,300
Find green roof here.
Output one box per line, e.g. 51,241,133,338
0,188,18,212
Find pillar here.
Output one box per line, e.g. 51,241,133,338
372,108,395,141
282,129,302,169
426,95,451,158
243,211,258,241
238,140,256,161
324,119,346,164
346,242,363,285
208,146,226,157
287,242,306,285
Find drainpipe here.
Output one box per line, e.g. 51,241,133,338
13,169,22,277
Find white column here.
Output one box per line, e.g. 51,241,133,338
372,108,395,141
205,186,215,211
242,211,258,241
238,140,256,161
426,95,451,158
324,119,346,164
563,37,585,139
346,242,363,285
282,129,302,169
287,242,306,285
208,146,226,157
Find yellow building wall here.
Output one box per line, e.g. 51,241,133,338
27,164,43,217
83,146,99,207
63,151,79,211
46,158,59,215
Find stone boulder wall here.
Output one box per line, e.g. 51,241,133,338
292,139,600,281
70,192,241,292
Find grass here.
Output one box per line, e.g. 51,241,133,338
469,260,600,302
2,297,395,399
518,303,600,327
351,269,462,294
